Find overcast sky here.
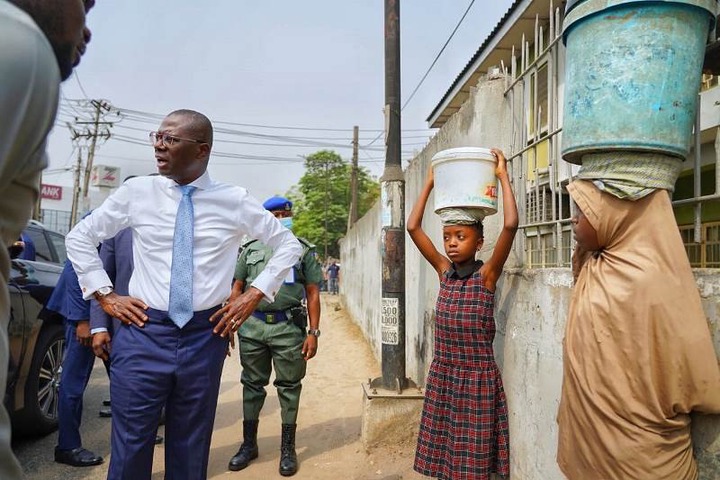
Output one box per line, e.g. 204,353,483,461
46,0,514,203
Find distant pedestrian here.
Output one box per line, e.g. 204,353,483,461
407,148,518,480
228,195,322,477
326,260,340,295
0,1,96,478
66,109,302,479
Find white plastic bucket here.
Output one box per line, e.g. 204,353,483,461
431,147,498,218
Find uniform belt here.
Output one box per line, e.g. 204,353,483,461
253,310,290,324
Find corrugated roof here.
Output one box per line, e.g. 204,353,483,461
426,0,530,126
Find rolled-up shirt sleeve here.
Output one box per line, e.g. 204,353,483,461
66,184,131,300
237,192,302,302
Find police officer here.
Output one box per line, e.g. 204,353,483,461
228,195,322,477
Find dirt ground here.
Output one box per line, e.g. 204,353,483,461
15,294,425,480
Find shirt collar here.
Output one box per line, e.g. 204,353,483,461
446,259,483,279
163,170,213,192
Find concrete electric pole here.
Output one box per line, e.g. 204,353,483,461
347,125,359,232
371,0,414,393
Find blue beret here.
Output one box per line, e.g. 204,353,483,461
263,195,292,212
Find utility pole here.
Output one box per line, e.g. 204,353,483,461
347,125,359,232
81,100,112,199
33,172,43,222
371,0,413,393
324,159,329,259
69,149,83,231
67,99,112,225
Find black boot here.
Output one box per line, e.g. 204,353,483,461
279,423,298,476
228,419,259,471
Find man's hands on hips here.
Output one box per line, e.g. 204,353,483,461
96,292,148,327
210,286,265,338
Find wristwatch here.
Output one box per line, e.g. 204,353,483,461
95,286,114,299
307,328,321,338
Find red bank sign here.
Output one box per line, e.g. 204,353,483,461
40,184,63,201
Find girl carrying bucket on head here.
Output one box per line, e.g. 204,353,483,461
407,147,518,480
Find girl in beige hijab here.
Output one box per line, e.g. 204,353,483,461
557,179,720,480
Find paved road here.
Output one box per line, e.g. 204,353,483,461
13,295,421,479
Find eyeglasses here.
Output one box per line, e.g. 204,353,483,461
149,131,206,147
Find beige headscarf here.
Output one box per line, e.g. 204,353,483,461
557,180,720,480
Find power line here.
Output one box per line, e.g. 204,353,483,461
401,0,476,111
363,1,474,149
73,71,90,99
113,119,432,144
106,105,436,135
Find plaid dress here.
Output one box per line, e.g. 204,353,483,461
414,262,510,479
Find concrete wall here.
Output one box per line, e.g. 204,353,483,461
339,73,720,478
340,201,383,362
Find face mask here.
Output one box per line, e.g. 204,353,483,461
280,217,293,230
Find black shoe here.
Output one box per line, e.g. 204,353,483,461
155,435,164,445
98,407,112,418
102,399,111,406
228,419,259,471
54,447,104,467
228,443,259,471
279,423,298,476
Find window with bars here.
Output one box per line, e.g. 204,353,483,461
503,5,717,270
679,222,720,268
526,225,573,268
527,62,549,141
505,8,573,269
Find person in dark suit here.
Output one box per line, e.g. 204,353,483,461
66,109,302,479
89,227,130,360
15,231,36,261
46,257,105,467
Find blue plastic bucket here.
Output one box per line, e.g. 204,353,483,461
561,0,717,164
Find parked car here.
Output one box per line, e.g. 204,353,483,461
5,221,64,437
19,219,67,265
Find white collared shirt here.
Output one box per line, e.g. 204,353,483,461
66,171,302,311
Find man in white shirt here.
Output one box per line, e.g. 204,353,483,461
0,1,95,478
66,109,302,480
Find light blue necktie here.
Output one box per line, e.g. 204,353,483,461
168,185,197,328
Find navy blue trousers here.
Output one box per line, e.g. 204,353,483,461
107,306,227,480
57,322,96,450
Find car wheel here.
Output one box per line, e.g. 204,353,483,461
13,323,64,436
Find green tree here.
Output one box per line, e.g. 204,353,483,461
289,150,379,259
